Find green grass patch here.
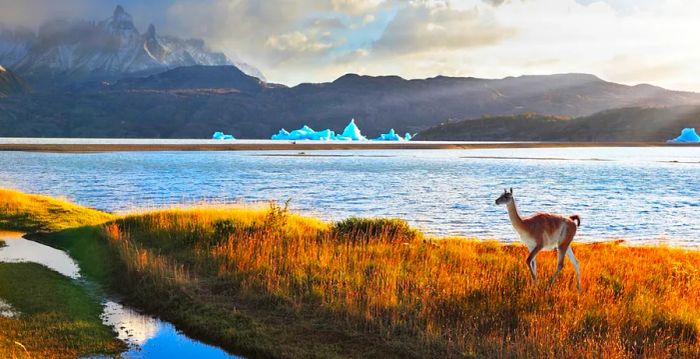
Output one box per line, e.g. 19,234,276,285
0,188,113,232
29,226,114,284
0,262,125,358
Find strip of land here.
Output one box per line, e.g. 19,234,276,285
0,138,698,152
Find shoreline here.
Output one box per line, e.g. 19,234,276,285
1,138,699,152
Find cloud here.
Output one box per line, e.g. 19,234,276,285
265,31,334,63
2,0,700,91
331,0,388,14
483,0,508,6
0,0,95,28
372,2,515,55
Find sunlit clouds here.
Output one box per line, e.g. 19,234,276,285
1,0,699,90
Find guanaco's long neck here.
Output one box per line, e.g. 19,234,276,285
506,199,526,231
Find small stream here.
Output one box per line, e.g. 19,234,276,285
0,233,239,358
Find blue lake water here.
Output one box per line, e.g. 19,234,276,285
1,147,699,247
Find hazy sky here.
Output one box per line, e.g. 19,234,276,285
1,0,698,91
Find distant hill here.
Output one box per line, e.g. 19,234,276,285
1,65,700,138
114,65,269,93
0,65,29,97
415,107,700,142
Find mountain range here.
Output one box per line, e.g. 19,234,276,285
0,5,699,140
0,6,263,87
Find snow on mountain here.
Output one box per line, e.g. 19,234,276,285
0,5,264,81
0,25,33,67
0,64,30,97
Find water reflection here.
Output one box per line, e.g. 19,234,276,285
0,232,80,278
0,233,239,358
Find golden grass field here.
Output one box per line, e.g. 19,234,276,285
1,188,699,358
100,204,700,358
0,188,114,232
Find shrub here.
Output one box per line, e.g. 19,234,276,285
332,217,421,244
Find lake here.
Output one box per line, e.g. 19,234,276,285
1,147,699,247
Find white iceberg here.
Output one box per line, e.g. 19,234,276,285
668,128,700,143
212,131,235,140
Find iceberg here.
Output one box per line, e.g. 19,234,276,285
271,129,291,140
668,128,700,143
339,119,366,141
270,119,369,141
271,125,328,140
308,129,336,140
373,129,404,141
212,131,235,140
372,129,415,141
288,125,316,140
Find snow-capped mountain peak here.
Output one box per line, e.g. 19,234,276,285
0,5,265,83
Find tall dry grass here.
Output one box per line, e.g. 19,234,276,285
101,203,700,358
0,188,113,232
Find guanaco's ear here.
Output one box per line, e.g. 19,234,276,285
509,188,513,194
503,188,507,193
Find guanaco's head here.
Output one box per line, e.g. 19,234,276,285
495,188,514,205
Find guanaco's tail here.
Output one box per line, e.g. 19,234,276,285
569,215,581,227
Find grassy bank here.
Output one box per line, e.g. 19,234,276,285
6,189,700,357
0,190,123,358
39,205,700,358
0,263,125,358
0,188,113,232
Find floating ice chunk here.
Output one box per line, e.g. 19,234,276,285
668,128,700,143
270,119,369,141
212,131,235,140
271,129,290,140
287,125,316,140
340,119,366,141
309,129,336,140
404,133,412,141
373,128,405,141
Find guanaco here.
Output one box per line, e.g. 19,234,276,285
495,188,581,291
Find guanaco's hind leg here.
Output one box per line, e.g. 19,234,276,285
549,224,578,290
549,245,567,286
566,247,581,291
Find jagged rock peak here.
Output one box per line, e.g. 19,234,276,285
108,5,136,32
146,24,156,37
114,5,126,17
